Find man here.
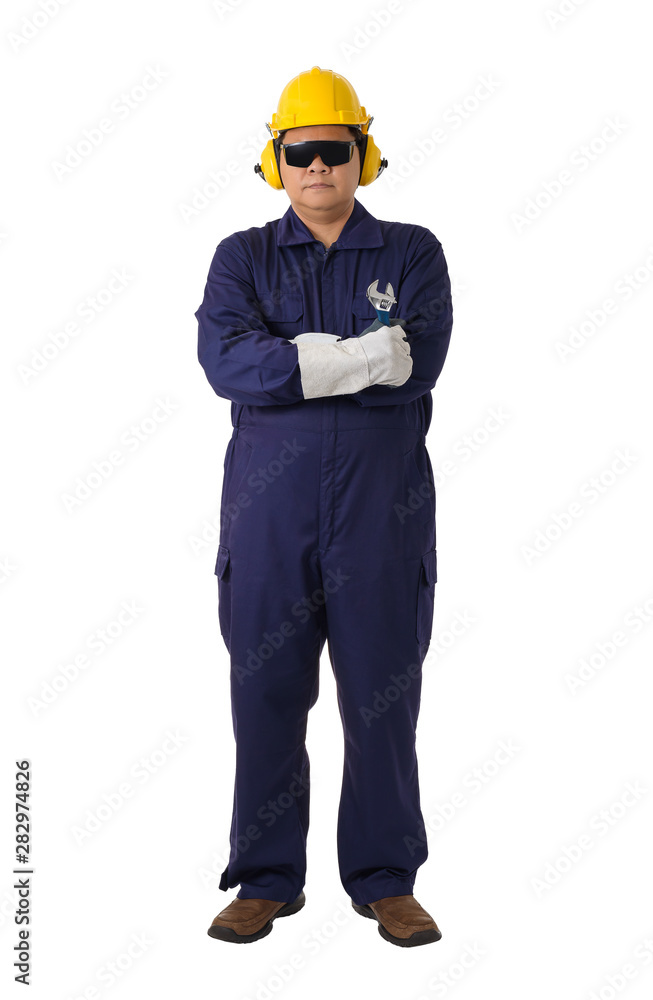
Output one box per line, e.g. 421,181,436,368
196,66,453,947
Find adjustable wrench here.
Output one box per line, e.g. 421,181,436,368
365,279,397,326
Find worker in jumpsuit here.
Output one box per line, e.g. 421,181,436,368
196,67,453,948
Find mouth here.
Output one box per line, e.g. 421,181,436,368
306,183,332,189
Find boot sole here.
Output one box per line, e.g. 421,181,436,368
352,901,442,948
207,891,306,943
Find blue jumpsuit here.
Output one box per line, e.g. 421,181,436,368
196,196,453,906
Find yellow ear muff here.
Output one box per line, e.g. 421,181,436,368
255,139,284,190
358,133,387,186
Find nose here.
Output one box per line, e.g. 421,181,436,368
308,156,329,170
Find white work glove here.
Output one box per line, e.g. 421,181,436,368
357,323,412,387
288,326,412,400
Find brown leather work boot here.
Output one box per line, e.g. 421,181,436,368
207,891,305,943
352,894,442,947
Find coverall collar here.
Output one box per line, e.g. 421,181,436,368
276,197,385,250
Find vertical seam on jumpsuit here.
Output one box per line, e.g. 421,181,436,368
330,401,340,556
317,405,326,555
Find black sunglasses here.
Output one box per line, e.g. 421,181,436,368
279,140,358,168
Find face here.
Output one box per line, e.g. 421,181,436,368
278,124,361,218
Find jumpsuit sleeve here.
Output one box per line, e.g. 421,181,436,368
347,237,453,407
196,243,305,406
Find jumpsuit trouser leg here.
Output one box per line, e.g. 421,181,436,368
214,399,436,905
320,551,432,905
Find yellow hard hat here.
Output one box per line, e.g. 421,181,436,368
255,66,387,190
270,65,370,135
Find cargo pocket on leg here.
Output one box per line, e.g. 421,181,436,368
416,548,437,646
214,544,232,652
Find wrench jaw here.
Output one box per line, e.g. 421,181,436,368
366,279,397,324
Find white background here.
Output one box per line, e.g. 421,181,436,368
2,0,652,997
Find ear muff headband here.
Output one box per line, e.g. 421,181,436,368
254,131,387,189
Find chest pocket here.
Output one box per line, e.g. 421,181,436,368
352,290,379,335
258,292,304,338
